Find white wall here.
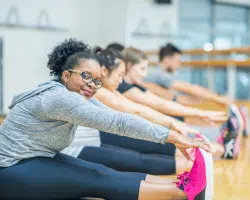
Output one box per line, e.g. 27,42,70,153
125,0,179,50
0,0,114,113
0,0,179,113
0,0,85,113
0,0,130,113
94,0,129,47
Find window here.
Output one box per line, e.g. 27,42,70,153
179,0,211,49
213,3,249,48
236,68,250,100
212,3,249,98
178,0,211,88
178,0,250,99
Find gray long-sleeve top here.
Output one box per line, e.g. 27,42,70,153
0,81,169,167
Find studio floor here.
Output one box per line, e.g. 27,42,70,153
213,137,250,200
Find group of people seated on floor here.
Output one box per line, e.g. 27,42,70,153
0,38,247,200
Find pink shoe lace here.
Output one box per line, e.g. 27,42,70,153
177,171,189,180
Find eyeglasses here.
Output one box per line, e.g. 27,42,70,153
68,69,103,89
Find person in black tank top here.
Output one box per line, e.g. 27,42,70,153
100,79,181,157
118,80,184,121
118,80,147,93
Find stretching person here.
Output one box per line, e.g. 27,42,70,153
120,47,227,122
73,49,196,175
0,39,211,200
143,43,245,135
143,43,231,106
130,47,242,159
102,47,239,160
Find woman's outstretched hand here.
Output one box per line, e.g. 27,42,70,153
200,111,228,123
165,130,212,160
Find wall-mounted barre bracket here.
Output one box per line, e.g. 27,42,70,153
0,23,68,32
0,7,68,32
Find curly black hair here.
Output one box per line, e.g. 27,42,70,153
47,38,99,77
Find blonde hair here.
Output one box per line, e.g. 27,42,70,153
122,47,147,66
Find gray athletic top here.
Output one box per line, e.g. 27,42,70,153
0,80,169,167
143,66,174,88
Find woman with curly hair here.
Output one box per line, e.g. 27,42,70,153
0,39,211,200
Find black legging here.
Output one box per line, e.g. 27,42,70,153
0,153,146,200
78,144,176,175
100,131,176,156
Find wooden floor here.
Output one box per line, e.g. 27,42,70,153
213,137,250,200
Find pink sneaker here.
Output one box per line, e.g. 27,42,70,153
217,117,240,159
176,148,214,200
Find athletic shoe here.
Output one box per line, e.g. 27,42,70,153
176,147,214,200
217,117,239,159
